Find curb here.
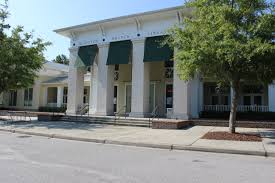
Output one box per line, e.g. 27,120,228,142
105,140,173,150
172,145,266,157
0,128,273,158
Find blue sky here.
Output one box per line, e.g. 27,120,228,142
7,0,183,61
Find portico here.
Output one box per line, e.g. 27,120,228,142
54,6,275,120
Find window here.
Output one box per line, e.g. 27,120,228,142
243,85,264,94
222,96,229,105
243,96,251,105
63,87,68,104
165,61,174,79
166,84,173,108
254,96,262,105
24,88,33,106
9,90,17,106
115,64,120,71
211,96,219,105
114,64,119,81
164,61,174,68
47,87,58,104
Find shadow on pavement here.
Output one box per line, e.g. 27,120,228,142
0,120,110,132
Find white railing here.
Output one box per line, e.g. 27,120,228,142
237,105,269,112
204,105,269,112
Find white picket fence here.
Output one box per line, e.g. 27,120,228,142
204,105,269,112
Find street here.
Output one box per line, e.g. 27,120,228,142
0,131,274,183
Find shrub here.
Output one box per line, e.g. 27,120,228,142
38,106,66,113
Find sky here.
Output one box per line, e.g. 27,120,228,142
6,0,183,61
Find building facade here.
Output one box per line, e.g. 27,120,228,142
2,6,273,118
54,6,275,120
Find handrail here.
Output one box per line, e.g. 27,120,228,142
114,106,126,122
7,111,32,122
78,104,90,116
148,106,159,128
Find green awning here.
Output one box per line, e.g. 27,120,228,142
144,36,174,62
75,45,98,68
107,40,132,65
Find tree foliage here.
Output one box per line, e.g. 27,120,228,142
0,0,50,93
168,0,275,133
52,54,69,65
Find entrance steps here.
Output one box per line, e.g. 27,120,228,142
57,115,152,128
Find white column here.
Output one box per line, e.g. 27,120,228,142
31,79,41,110
268,81,275,112
57,86,64,107
190,76,200,118
89,62,98,114
198,79,204,113
66,47,85,115
90,43,114,116
172,61,191,120
130,39,150,118
17,89,24,108
43,86,48,106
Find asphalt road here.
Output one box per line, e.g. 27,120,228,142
0,131,274,183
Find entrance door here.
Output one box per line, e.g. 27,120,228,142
125,85,131,113
114,86,118,113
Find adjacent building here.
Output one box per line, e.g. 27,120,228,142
0,62,71,110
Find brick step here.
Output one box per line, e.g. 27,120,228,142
192,119,275,128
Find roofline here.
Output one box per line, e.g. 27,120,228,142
54,6,184,34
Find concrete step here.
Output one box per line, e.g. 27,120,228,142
57,116,151,127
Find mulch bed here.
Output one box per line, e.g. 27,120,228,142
202,131,262,142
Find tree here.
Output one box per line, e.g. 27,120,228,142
52,54,69,65
168,0,275,133
0,0,50,94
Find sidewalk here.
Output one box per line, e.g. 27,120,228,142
0,119,274,157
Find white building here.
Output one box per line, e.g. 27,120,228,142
53,6,275,119
0,62,71,110
1,6,275,119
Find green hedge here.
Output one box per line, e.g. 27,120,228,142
38,106,66,113
200,111,275,121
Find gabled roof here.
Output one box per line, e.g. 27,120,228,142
43,61,69,73
43,76,68,84
43,73,91,85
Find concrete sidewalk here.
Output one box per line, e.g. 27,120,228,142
0,120,275,157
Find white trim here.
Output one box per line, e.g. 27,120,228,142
54,6,185,35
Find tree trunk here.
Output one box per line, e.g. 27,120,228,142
229,80,240,133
